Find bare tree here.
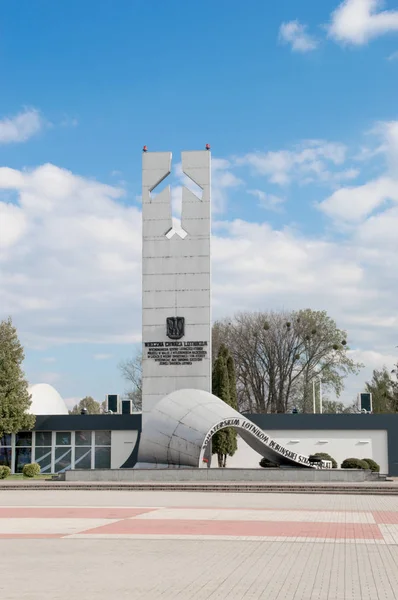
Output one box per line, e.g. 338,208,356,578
118,351,142,411
213,309,363,414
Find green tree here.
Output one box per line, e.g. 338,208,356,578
0,317,35,440
211,345,238,467
365,366,398,413
321,399,356,414
69,396,103,415
214,309,362,414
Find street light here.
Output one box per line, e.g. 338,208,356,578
311,337,346,413
312,377,323,414
313,379,316,414
319,377,323,414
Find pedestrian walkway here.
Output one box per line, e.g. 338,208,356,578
0,490,397,599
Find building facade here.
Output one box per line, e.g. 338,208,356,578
1,413,398,476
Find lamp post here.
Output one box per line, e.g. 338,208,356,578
312,377,323,413
319,377,323,414
313,379,316,414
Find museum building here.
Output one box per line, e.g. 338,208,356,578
1,384,398,476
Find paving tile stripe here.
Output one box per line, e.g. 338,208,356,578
134,508,376,523
80,518,384,539
373,511,398,524
66,533,389,544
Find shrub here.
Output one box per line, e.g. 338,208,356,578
22,463,41,478
363,458,380,472
0,465,11,479
259,457,279,468
311,452,338,469
341,458,370,470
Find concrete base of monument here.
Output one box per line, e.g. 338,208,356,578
64,468,380,483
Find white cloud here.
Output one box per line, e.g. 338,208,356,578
247,189,285,211
349,349,396,370
319,176,398,222
64,396,80,410
37,371,60,384
93,353,112,360
387,49,398,59
0,202,28,249
318,120,398,222
0,108,43,144
42,357,56,363
236,140,348,185
60,116,78,128
279,20,319,52
0,163,141,346
381,120,398,169
328,0,398,45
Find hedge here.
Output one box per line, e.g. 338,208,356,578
363,458,380,473
259,457,280,468
22,463,41,478
0,465,11,479
341,458,370,470
311,452,338,469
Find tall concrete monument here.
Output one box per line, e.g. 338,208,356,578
141,149,212,424
136,148,330,470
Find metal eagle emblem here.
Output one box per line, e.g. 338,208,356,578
166,317,185,340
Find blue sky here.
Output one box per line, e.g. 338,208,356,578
1,0,397,408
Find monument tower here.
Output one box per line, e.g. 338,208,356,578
141,149,212,429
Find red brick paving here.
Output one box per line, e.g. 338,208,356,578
82,518,384,539
373,511,398,524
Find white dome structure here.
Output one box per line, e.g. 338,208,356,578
28,383,69,415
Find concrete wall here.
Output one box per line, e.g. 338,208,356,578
215,430,388,474
65,467,371,483
111,430,139,469
141,150,212,425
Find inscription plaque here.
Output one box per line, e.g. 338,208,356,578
145,341,207,366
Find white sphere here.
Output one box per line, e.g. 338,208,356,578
28,383,69,415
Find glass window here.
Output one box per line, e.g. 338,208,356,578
35,432,52,446
0,434,12,446
95,431,111,446
56,432,71,446
15,432,32,447
95,447,110,469
55,447,71,473
75,431,92,446
34,447,52,473
75,447,92,469
15,448,32,473
0,447,12,467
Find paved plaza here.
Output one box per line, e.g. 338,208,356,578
0,490,397,599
